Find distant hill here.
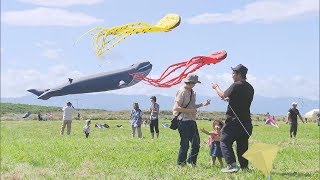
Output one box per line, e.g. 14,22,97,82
1,93,319,115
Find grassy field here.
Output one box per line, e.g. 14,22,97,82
1,119,319,179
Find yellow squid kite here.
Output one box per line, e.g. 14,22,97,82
78,14,181,57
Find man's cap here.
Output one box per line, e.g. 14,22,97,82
231,64,248,75
184,74,201,84
150,96,156,101
292,102,298,106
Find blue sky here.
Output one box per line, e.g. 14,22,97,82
1,0,319,102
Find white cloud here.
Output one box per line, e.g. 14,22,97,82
249,75,319,100
1,65,84,98
187,0,319,24
35,40,56,47
42,48,63,59
34,40,63,59
102,72,320,101
18,0,103,7
1,68,318,100
1,7,103,26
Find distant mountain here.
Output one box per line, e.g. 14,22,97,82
1,93,319,116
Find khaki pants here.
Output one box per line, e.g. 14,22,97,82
61,120,72,135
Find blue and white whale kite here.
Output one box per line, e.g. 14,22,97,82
28,61,152,100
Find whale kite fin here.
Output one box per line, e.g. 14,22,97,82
27,89,50,96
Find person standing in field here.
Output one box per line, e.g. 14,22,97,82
60,102,74,135
149,96,160,139
173,74,210,167
286,102,305,138
211,64,254,173
130,102,143,138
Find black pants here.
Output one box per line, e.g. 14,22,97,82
290,123,298,136
177,121,200,165
150,119,159,133
220,119,252,169
85,132,89,138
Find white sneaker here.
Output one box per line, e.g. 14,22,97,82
221,163,238,173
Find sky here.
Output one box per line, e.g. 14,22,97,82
1,0,319,103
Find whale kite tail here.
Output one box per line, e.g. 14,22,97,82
27,89,50,97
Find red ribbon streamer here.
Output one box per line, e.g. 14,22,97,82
131,50,227,87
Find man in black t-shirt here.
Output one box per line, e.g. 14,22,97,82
286,102,304,138
211,64,254,173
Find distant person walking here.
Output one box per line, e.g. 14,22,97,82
130,103,143,138
173,74,210,167
286,102,305,138
149,96,160,139
211,64,254,173
60,102,74,135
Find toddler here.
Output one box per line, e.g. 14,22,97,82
201,120,224,167
83,119,91,138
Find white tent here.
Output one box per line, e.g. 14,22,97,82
304,109,320,118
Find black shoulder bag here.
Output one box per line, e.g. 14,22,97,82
170,90,193,130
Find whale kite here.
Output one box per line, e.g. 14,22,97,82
28,61,152,100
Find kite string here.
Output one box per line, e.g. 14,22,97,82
228,104,251,137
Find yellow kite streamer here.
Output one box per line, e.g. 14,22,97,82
78,14,181,57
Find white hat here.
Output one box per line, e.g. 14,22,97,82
292,102,298,106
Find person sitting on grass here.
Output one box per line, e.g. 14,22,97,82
95,123,109,128
201,120,224,167
265,113,278,128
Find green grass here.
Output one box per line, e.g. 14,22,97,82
0,103,61,114
1,120,319,179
